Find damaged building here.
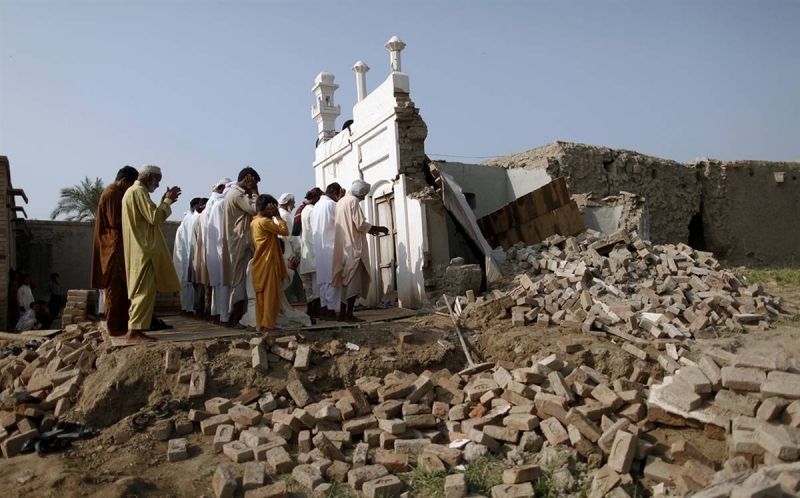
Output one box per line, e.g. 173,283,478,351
313,38,799,310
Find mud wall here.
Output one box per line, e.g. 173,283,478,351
17,220,180,299
698,159,800,266
483,142,701,245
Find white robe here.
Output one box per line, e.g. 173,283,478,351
173,210,194,282
16,309,40,332
279,207,302,266
239,259,311,330
205,193,227,287
17,284,34,311
298,205,316,275
187,211,201,283
311,196,337,285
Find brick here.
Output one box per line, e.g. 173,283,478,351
590,384,624,410
423,444,463,467
377,418,406,435
313,432,346,462
229,404,262,426
335,397,356,419
469,428,500,451
445,473,467,498
721,367,765,392
1,428,38,458
165,348,180,373
344,386,372,416
223,440,254,463
394,438,431,455
271,411,303,432
782,400,800,427
503,464,541,484
167,438,189,462
342,414,377,434
242,462,266,491
418,452,446,473
292,464,324,491
539,418,569,446
150,419,173,441
373,450,408,473
643,459,680,485
715,389,760,417
565,409,602,442
188,370,207,399
348,464,389,490
293,345,310,371
607,431,637,473
658,354,681,374
240,429,268,448
404,413,437,429
286,380,312,407
265,446,294,473
352,442,369,467
362,475,403,498
490,482,535,498
675,365,712,395
622,343,647,361
483,425,519,444
408,375,434,403
202,414,232,436
548,371,575,404
598,419,630,454
589,465,620,498
731,429,764,455
252,347,269,373
212,465,237,498
754,424,800,460
761,378,800,400
174,417,193,435
778,472,800,494
503,413,539,431
659,382,703,412
326,460,352,481
698,356,722,391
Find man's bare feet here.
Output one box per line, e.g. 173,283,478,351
125,330,157,343
343,315,364,323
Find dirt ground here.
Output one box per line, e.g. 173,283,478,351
1,278,798,498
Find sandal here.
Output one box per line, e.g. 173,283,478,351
129,413,152,431
57,425,100,442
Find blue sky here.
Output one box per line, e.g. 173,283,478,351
1,1,798,220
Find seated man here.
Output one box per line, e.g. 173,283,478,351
35,300,56,329
16,302,41,332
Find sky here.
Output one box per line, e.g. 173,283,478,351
1,1,798,221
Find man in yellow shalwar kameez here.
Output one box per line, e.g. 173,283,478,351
122,164,182,343
251,194,289,330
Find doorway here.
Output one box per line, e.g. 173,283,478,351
374,193,398,303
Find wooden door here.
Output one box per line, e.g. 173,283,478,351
374,194,397,301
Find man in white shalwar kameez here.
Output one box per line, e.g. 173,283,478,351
311,182,344,320
188,198,208,318
299,187,323,317
173,198,200,315
198,178,230,321
205,181,234,325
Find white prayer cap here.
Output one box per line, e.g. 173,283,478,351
213,177,232,190
278,193,295,205
350,179,371,198
140,164,162,175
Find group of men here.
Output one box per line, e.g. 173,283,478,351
91,163,387,343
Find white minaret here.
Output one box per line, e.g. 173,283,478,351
385,36,406,72
311,71,341,143
352,61,370,102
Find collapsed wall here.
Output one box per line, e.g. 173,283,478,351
482,142,701,246
483,142,800,266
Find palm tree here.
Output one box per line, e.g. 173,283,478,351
50,176,105,221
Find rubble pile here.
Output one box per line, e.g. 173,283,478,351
461,229,792,342
61,289,99,326
0,321,102,457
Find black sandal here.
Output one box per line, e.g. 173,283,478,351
129,413,152,431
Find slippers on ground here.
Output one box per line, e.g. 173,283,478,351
129,413,152,431
20,421,100,456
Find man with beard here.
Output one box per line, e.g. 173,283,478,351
122,164,182,343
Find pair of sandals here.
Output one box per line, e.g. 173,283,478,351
20,421,100,456
149,316,174,331
1,341,42,358
129,399,182,431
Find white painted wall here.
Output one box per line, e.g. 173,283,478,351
312,70,426,308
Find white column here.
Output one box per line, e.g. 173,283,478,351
385,36,406,73
352,61,370,102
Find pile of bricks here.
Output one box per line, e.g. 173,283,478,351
643,346,800,496
460,228,792,342
0,322,102,457
61,289,99,326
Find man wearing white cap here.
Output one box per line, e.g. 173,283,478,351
122,165,182,342
332,179,388,322
278,192,303,303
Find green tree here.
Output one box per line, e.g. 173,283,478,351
50,176,105,221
